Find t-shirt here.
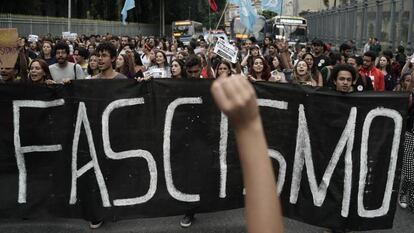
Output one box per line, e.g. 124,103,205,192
49,62,86,83
94,72,127,79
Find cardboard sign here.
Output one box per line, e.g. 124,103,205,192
28,35,39,43
0,28,18,68
213,38,238,63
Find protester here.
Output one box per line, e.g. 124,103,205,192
170,59,186,78
116,54,135,79
73,46,89,75
322,51,344,87
330,64,356,93
376,55,395,91
241,45,261,72
147,50,171,78
292,60,317,86
49,42,85,83
269,56,287,83
39,41,56,66
302,52,323,86
184,55,203,79
28,58,52,84
395,72,414,212
215,60,233,78
359,51,384,91
248,56,271,82
311,38,329,70
94,41,127,80
86,53,99,79
210,76,283,233
346,56,373,92
0,45,28,83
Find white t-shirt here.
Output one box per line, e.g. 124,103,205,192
49,62,86,83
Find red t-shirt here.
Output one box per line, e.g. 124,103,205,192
359,66,385,91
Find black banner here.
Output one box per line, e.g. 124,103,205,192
0,79,409,230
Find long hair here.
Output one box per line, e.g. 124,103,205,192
376,55,392,75
215,60,233,78
154,50,169,67
29,58,52,83
395,73,413,92
302,52,320,82
292,60,313,85
170,59,186,78
116,54,135,79
249,56,271,81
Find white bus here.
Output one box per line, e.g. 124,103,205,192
266,16,308,44
172,20,203,45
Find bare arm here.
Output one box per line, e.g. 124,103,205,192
211,76,284,233
241,50,250,67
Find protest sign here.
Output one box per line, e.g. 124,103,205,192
213,38,238,63
144,68,166,78
28,35,39,43
0,28,18,68
0,80,408,231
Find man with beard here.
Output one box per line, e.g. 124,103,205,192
359,51,384,91
49,42,85,83
311,38,330,70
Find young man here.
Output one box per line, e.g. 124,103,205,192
346,56,373,92
359,51,384,91
331,64,357,93
311,38,329,70
49,42,86,83
94,42,127,80
185,56,203,79
73,46,89,76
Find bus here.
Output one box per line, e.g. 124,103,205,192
266,16,308,44
172,20,203,45
230,16,266,42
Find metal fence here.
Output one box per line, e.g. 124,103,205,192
0,14,171,37
304,0,414,52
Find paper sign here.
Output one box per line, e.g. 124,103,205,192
0,28,19,68
28,35,39,42
213,38,238,63
62,31,71,39
144,68,166,78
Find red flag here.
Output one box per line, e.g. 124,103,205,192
208,0,218,12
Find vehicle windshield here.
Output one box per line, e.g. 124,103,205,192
173,25,190,35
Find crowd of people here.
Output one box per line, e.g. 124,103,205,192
0,32,413,232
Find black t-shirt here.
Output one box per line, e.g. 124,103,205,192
314,55,330,70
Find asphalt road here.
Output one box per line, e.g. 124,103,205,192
1,204,413,233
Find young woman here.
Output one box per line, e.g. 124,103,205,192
39,41,56,66
116,54,135,79
29,58,52,84
86,53,100,79
292,60,317,86
269,55,286,83
196,53,214,79
376,55,396,91
147,50,171,78
302,53,323,86
170,59,186,78
216,60,233,78
394,73,413,91
248,56,271,82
